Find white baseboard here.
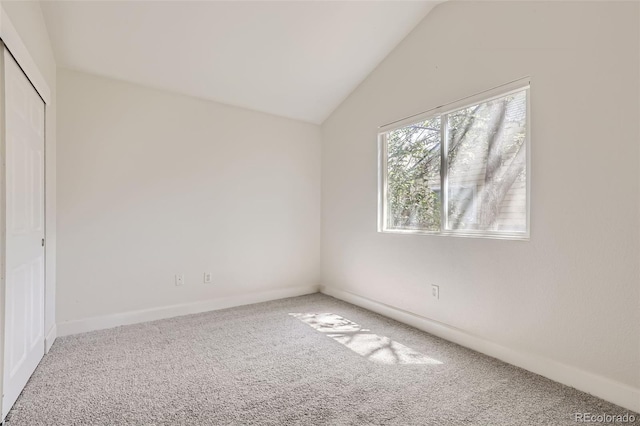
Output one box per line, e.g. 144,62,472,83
57,285,319,337
45,325,57,353
321,286,640,414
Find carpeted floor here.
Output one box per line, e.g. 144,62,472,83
5,293,638,425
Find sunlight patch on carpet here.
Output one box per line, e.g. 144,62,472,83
290,313,442,365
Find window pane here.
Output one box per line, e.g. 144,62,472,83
446,90,527,233
386,117,441,231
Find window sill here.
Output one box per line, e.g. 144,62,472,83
379,228,530,241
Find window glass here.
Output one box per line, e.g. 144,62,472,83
386,117,441,231
380,85,529,239
446,90,527,232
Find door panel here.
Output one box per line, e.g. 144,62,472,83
2,49,45,419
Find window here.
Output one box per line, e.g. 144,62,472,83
378,80,530,239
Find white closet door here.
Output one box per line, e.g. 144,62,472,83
2,49,45,419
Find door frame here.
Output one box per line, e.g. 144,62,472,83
0,5,52,421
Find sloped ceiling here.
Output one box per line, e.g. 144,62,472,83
41,1,442,123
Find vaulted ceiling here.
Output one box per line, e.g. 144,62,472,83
41,1,442,123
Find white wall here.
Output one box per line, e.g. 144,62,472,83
57,69,321,328
321,0,639,409
0,1,57,347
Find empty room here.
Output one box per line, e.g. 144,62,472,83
0,0,638,424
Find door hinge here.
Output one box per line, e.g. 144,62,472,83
41,238,45,247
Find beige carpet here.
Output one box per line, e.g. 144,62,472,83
5,294,638,425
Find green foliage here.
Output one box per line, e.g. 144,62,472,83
386,117,441,231
385,90,527,232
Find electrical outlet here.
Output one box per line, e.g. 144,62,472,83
175,274,185,286
204,272,213,283
431,285,439,300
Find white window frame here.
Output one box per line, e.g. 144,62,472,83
378,78,531,240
